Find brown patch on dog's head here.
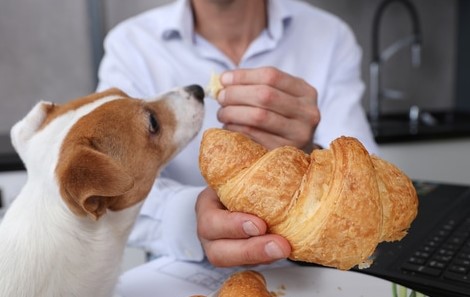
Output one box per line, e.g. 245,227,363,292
40,88,127,130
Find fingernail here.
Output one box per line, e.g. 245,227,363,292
265,241,285,259
221,72,233,85
242,220,260,236
217,89,226,103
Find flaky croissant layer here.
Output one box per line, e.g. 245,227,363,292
199,128,418,270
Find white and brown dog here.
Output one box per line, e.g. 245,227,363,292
0,86,205,297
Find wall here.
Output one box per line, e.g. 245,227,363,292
379,139,470,186
0,0,458,134
0,0,94,133
103,0,174,30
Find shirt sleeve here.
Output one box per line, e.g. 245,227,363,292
127,177,205,261
314,22,380,156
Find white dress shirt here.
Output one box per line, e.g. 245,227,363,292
97,0,379,261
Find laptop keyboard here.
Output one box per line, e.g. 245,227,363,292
401,216,470,285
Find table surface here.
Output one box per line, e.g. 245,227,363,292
116,257,428,297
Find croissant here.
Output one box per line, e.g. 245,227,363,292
198,128,418,270
190,270,271,297
218,270,272,297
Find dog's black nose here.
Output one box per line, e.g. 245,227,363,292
185,85,205,102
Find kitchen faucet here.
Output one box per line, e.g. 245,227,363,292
369,0,422,122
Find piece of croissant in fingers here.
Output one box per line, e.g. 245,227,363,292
206,73,223,99
199,128,418,270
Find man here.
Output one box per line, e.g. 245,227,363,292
97,0,378,267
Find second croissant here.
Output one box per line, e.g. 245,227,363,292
198,128,418,270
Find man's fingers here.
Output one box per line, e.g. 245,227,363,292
196,187,267,240
204,234,292,267
196,187,292,267
221,67,314,98
198,210,267,240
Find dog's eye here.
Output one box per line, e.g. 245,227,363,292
148,112,160,134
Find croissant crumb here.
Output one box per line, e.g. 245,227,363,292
199,128,419,270
357,258,373,269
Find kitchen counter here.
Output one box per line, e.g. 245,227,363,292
379,138,470,186
370,110,470,144
0,134,23,172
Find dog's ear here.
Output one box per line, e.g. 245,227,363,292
57,146,134,220
11,101,55,163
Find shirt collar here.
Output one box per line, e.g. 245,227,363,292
160,0,195,42
266,0,292,41
160,0,293,44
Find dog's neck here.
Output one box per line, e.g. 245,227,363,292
0,176,142,297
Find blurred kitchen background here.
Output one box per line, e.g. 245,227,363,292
2,1,470,189
0,0,469,271
1,0,470,185
1,0,468,130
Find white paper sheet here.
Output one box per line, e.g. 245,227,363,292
115,256,293,297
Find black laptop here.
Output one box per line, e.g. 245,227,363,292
356,181,470,297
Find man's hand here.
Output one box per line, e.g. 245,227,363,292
196,187,292,267
216,67,320,152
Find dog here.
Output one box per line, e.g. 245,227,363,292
0,86,205,297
